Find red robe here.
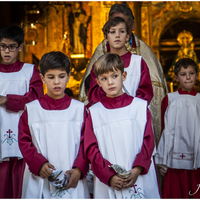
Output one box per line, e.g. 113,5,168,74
18,94,89,179
88,51,153,105
84,93,155,186
160,88,200,198
0,60,43,198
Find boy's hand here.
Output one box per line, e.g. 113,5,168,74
0,96,7,106
64,167,82,189
39,162,55,178
109,175,124,191
122,166,143,188
157,164,168,176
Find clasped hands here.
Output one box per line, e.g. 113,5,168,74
109,166,143,191
39,162,82,190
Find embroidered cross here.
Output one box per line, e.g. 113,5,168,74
132,184,137,193
1,129,17,145
180,154,185,159
6,129,13,138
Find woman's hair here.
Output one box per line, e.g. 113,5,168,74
174,58,198,76
40,51,71,76
102,17,129,38
94,53,124,77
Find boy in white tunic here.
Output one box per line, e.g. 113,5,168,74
18,51,89,198
84,53,160,199
155,58,200,198
0,25,43,198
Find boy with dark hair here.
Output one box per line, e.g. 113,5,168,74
155,58,200,198
18,51,89,198
0,25,43,198
88,17,153,106
85,53,160,198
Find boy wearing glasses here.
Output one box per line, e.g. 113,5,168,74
0,25,43,198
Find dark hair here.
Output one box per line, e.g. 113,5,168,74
102,17,129,38
109,3,135,25
40,51,71,76
0,25,24,45
174,58,198,76
84,74,91,92
94,53,124,77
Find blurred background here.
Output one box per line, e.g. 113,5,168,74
1,1,200,97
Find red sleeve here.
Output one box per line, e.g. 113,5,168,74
132,108,155,175
18,109,48,176
87,64,106,105
73,109,89,179
161,95,168,135
6,66,44,112
136,59,153,105
84,112,116,186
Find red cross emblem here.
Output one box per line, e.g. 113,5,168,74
180,154,185,159
6,129,13,138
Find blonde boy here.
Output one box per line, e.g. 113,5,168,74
84,53,160,198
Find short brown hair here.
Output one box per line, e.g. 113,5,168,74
40,51,71,76
174,58,198,76
102,17,129,39
94,53,124,77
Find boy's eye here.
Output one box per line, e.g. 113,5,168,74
113,75,118,78
101,77,106,81
60,75,65,79
109,31,115,34
48,76,54,79
120,30,125,33
0,44,6,48
10,45,16,50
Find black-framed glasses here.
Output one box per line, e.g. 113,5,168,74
0,44,19,52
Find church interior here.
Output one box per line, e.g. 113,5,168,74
1,1,200,97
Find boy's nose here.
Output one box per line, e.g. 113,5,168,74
116,31,120,37
54,77,59,83
108,78,113,85
186,74,190,79
5,47,10,52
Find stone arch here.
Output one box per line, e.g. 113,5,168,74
153,10,200,47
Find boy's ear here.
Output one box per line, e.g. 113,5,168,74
122,71,127,81
126,34,130,42
104,35,108,43
131,21,135,32
67,71,71,82
18,43,24,52
40,73,46,84
95,77,101,87
174,74,179,82
196,72,199,80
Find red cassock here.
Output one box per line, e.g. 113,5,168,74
0,60,44,198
